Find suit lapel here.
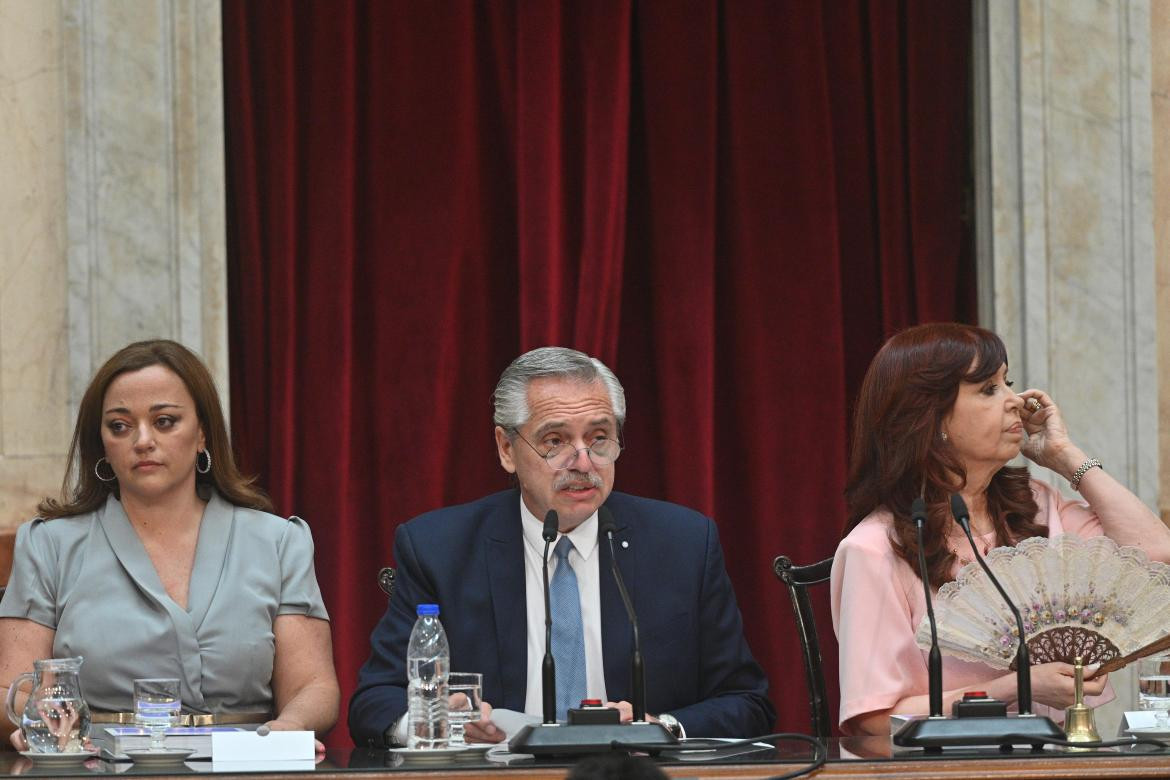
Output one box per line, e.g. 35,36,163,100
486,492,528,712
599,505,634,702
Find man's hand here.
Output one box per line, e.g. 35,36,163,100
605,700,669,725
605,700,634,722
461,701,505,744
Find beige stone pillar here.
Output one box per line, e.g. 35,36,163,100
0,0,70,525
0,0,226,530
974,0,1160,720
1154,0,1170,523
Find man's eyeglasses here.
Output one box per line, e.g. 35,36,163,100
512,431,623,471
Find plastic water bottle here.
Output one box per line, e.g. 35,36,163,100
407,603,450,749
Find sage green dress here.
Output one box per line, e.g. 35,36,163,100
0,490,328,714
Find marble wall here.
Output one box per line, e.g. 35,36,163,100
974,0,1163,718
0,0,70,525
1154,0,1170,523
976,0,1159,505
0,0,226,529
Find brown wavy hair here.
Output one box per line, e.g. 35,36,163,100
38,340,272,518
843,323,1045,587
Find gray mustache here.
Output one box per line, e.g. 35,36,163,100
554,470,603,491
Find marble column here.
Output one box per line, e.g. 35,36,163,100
975,0,1158,503
64,0,228,413
0,0,70,525
974,0,1160,717
0,0,226,529
1153,0,1170,524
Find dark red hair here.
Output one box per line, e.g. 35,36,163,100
843,323,1043,586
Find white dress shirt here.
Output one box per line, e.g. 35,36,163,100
520,500,607,716
390,500,608,743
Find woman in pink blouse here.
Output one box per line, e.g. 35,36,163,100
831,323,1170,736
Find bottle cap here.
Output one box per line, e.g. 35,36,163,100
416,604,440,616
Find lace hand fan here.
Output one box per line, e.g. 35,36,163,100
915,534,1170,669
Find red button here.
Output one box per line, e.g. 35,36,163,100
580,699,603,707
963,691,988,699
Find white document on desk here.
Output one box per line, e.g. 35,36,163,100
211,729,315,762
487,708,542,739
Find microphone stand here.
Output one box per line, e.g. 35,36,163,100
541,510,558,725
912,497,944,719
895,494,1063,751
600,507,647,723
951,494,1034,715
510,506,677,756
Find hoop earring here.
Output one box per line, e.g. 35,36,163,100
94,457,117,483
196,449,212,475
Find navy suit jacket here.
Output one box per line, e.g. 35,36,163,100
348,489,774,745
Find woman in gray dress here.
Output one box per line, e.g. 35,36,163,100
1,340,339,748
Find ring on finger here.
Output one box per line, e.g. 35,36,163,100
1025,398,1042,412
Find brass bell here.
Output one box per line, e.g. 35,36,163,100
1064,656,1100,745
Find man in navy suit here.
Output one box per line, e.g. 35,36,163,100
349,348,773,746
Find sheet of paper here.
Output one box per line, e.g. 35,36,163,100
1123,710,1160,730
211,730,315,761
488,708,542,739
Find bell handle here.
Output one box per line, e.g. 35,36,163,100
5,672,35,727
1073,656,1084,705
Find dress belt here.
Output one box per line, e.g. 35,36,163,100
90,710,273,726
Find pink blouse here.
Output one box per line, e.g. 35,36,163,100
830,479,1107,731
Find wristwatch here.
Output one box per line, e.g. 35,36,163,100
657,712,684,739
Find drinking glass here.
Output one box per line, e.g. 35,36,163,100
447,672,483,747
1137,654,1170,713
133,678,181,750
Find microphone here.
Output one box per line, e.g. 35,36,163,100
598,506,646,723
949,493,1035,715
541,509,558,725
911,497,944,718
893,495,1063,750
508,505,677,755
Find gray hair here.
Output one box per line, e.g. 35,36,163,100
492,347,626,432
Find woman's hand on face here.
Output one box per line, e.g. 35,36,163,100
1028,662,1106,710
1018,390,1081,477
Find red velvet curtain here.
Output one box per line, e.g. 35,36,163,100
224,0,973,746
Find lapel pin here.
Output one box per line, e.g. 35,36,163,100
621,540,629,549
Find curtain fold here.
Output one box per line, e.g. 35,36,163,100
224,0,972,746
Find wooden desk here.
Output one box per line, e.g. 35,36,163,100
2,740,1168,779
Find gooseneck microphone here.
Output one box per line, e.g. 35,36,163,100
911,497,944,719
541,509,559,725
508,505,678,755
894,495,1063,750
598,506,646,723
949,493,1034,715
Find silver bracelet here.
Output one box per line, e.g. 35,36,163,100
1069,458,1103,491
